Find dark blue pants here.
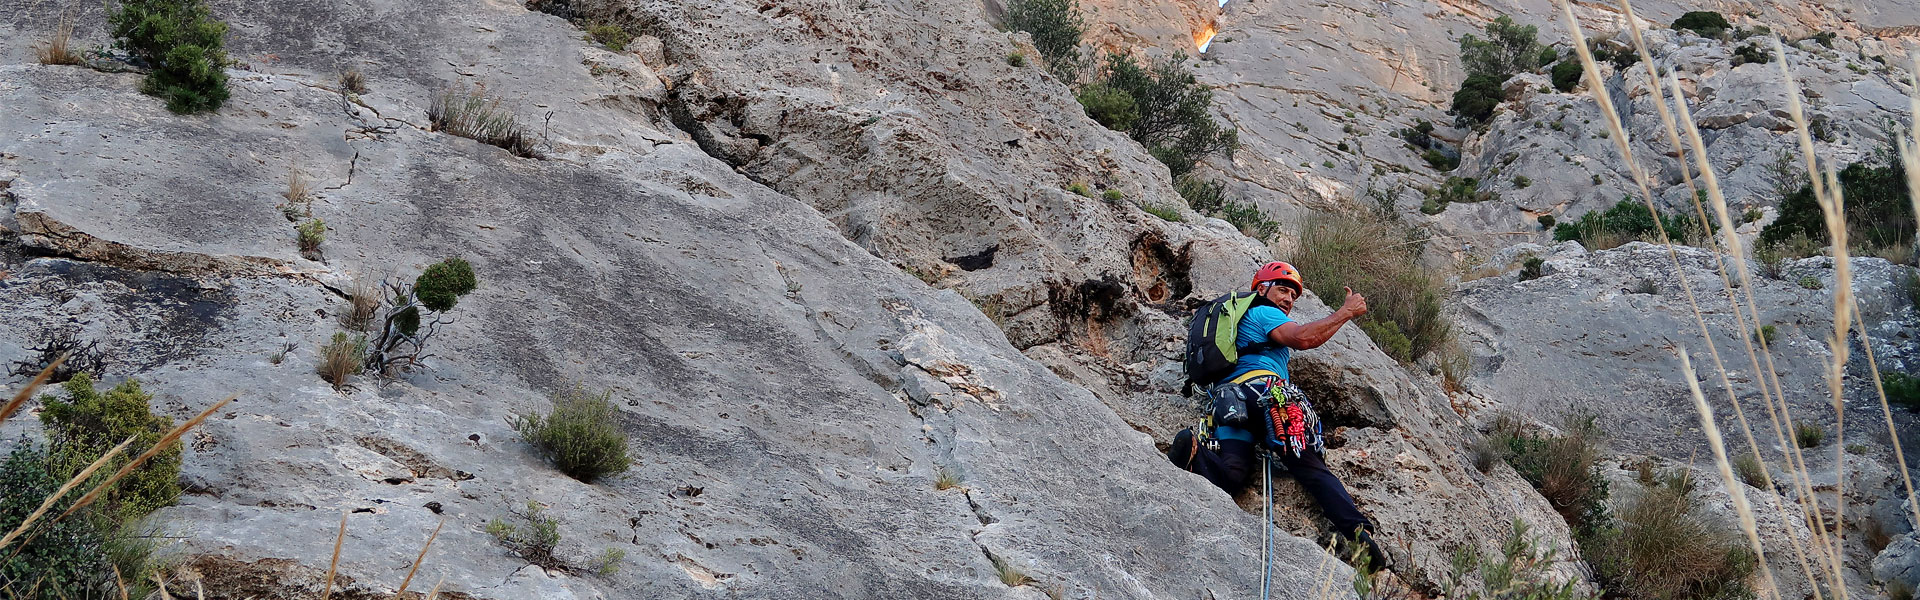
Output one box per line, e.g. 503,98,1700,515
1170,429,1373,538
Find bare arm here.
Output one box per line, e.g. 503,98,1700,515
1267,287,1368,350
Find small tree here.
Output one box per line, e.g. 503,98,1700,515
109,0,231,113
1459,16,1542,84
1002,0,1086,82
366,258,478,374
1093,52,1239,179
1450,73,1504,125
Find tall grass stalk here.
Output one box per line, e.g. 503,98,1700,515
1680,352,1781,600
395,519,444,596
1892,54,1920,531
1617,2,1791,531
1670,69,1844,597
322,511,346,600
0,358,64,426
1771,36,1862,596
1560,7,1832,591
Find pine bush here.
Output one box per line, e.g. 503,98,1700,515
39,374,180,522
109,0,231,113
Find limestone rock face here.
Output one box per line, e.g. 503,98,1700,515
0,0,1359,596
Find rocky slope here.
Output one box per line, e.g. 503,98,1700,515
4,0,1920,597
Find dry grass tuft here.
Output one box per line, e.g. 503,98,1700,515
340,277,381,332
316,332,366,391
428,85,539,158
991,553,1033,586
934,468,962,491
35,15,82,66
338,68,367,95
1293,210,1450,364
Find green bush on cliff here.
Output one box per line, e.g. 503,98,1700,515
1671,11,1731,37
110,0,231,113
1002,0,1086,82
510,387,632,483
40,374,181,522
1759,148,1913,252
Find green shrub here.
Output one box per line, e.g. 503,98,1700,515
1513,175,1531,189
1006,52,1026,67
296,218,326,256
1582,470,1757,600
1755,324,1777,345
1100,189,1124,202
1795,423,1824,448
1141,203,1183,222
1090,52,1239,179
1422,149,1459,171
1535,47,1559,68
1174,175,1275,240
1075,84,1138,131
1422,176,1496,214
1003,0,1087,82
0,443,119,598
1493,413,1609,531
1443,520,1599,600
487,500,564,569
1632,279,1658,295
1759,152,1912,251
1360,320,1413,362
1798,275,1822,290
1451,73,1504,125
1295,212,1450,363
1732,43,1770,66
1066,182,1092,197
1809,31,1837,48
1883,371,1920,409
1732,452,1767,488
1175,174,1225,212
428,86,538,158
368,258,479,373
591,548,625,577
1550,60,1583,93
510,387,633,483
1213,199,1279,242
416,257,478,312
1537,214,1556,229
40,374,180,522
585,23,632,51
1519,256,1545,281
110,0,230,113
1553,199,1706,246
1671,11,1731,37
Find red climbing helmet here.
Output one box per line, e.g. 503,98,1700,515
1251,261,1304,293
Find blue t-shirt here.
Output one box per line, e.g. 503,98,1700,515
1229,304,1293,380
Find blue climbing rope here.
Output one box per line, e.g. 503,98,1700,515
1260,451,1273,600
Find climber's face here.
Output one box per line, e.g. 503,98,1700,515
1260,281,1299,313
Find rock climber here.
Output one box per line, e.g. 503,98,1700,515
1169,260,1390,570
